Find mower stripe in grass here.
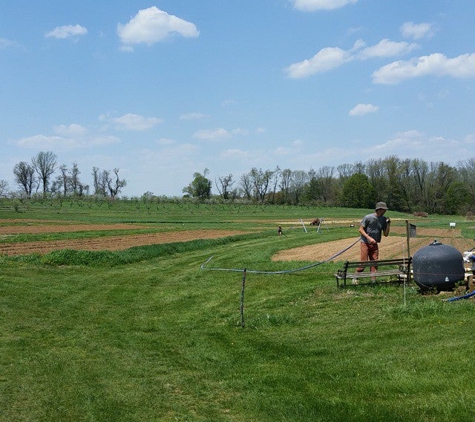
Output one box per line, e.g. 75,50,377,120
200,237,360,275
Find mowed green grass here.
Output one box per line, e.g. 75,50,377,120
1,201,475,421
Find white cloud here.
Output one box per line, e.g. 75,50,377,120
400,22,435,40
290,0,358,12
180,112,208,120
45,24,88,39
86,136,121,146
17,134,70,148
113,113,162,130
367,130,467,160
372,52,475,84
349,103,379,116
220,149,250,160
53,124,88,136
15,133,119,149
14,120,123,151
358,39,419,60
231,128,249,136
274,146,294,156
193,128,230,140
222,99,238,107
117,6,199,51
0,37,19,49
135,144,200,196
375,130,425,151
289,130,475,174
350,39,366,52
285,47,352,78
138,144,199,178
157,138,176,145
286,38,418,78
192,127,249,140
464,133,475,145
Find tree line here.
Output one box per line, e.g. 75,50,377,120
2,152,474,216
1,151,127,199
184,156,475,215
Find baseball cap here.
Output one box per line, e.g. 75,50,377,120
375,201,388,210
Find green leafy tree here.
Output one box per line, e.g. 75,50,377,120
444,181,470,214
426,162,457,214
458,158,475,208
382,156,406,212
183,169,212,200
342,173,375,209
303,174,321,203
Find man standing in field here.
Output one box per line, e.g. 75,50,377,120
357,202,391,275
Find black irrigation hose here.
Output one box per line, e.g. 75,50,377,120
200,237,360,275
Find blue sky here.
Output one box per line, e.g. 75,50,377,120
1,0,475,197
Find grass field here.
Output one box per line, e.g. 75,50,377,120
1,200,475,421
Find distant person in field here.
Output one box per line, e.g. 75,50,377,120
357,202,391,274
278,225,282,236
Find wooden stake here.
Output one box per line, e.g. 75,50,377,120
240,268,246,328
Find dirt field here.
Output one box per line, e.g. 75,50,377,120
0,221,249,256
1,219,474,261
273,226,475,262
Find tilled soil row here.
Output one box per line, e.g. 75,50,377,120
0,230,249,256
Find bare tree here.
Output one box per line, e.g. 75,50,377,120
0,180,9,197
32,151,57,196
268,166,281,203
337,163,355,180
13,161,36,198
70,162,81,195
290,170,309,204
239,172,253,200
58,164,69,196
215,174,235,200
106,168,127,199
279,168,293,203
316,166,336,205
249,167,274,202
410,158,429,210
92,167,107,196
92,167,99,195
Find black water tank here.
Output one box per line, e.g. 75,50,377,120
413,240,465,291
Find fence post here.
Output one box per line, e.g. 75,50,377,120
240,268,246,328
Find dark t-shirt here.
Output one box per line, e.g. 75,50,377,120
360,213,387,243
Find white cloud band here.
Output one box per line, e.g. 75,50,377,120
45,24,88,39
373,52,475,84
